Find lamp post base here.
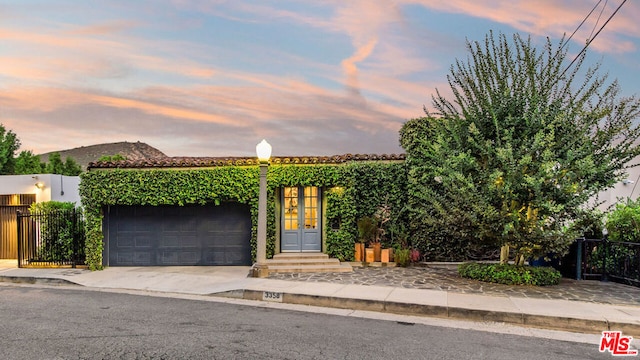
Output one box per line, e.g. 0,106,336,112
251,263,269,278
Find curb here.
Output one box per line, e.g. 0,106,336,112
238,289,640,337
3,276,639,337
0,276,78,286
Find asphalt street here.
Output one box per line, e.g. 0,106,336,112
0,284,614,360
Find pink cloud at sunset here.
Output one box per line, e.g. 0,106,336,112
0,0,638,157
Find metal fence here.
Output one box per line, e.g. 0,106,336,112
575,237,640,287
16,208,86,268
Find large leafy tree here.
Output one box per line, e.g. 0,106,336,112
0,123,20,174
63,156,83,176
0,123,82,175
45,152,82,176
14,150,45,174
400,32,640,262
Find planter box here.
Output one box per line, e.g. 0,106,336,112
365,248,375,263
371,243,381,262
354,243,365,262
381,248,394,263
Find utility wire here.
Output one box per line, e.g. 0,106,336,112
560,0,628,78
562,0,604,50
588,0,609,41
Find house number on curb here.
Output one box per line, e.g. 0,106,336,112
263,291,283,302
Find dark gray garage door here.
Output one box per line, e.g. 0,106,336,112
106,203,251,266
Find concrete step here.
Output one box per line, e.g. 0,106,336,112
264,258,342,266
263,253,353,273
272,253,330,260
266,263,353,273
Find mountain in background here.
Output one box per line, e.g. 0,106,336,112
38,141,167,169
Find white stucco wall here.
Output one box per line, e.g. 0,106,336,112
592,162,640,212
0,174,81,205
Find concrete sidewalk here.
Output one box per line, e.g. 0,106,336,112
1,261,639,337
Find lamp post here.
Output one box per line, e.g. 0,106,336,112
254,139,272,277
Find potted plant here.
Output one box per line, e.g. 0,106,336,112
371,203,391,262
383,224,407,264
356,216,377,262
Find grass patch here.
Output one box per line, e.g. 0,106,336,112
458,262,561,286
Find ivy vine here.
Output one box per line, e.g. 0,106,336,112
79,161,407,269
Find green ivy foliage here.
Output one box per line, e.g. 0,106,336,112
79,161,407,269
325,186,357,261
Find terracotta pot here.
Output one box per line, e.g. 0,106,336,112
381,248,394,263
365,248,375,263
354,243,365,262
372,242,382,262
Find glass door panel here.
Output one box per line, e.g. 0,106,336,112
303,187,318,229
283,187,298,230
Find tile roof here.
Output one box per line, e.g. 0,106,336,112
87,153,406,169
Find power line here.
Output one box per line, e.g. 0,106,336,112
562,0,604,50
588,0,609,41
560,0,628,78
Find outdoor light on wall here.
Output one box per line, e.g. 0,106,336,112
32,176,44,190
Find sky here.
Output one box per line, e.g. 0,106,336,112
1,0,639,158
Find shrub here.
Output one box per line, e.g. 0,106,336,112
458,262,561,286
28,201,85,262
410,248,421,263
606,199,640,242
571,207,605,239
394,249,410,267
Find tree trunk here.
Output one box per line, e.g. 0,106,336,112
500,245,509,264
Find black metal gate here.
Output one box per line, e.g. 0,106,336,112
573,237,640,287
16,209,86,268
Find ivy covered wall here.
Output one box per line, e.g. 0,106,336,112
79,161,407,270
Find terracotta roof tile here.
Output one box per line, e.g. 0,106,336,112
87,153,406,169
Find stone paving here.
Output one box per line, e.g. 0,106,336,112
268,265,640,307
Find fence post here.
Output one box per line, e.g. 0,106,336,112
602,234,609,282
72,208,77,269
575,238,583,280
16,210,22,268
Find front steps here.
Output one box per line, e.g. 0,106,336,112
262,253,353,273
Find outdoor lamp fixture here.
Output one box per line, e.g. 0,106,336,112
33,176,44,190
256,139,272,163
253,139,271,277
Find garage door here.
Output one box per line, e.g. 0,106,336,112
106,203,251,266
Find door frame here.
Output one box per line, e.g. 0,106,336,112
279,186,322,252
